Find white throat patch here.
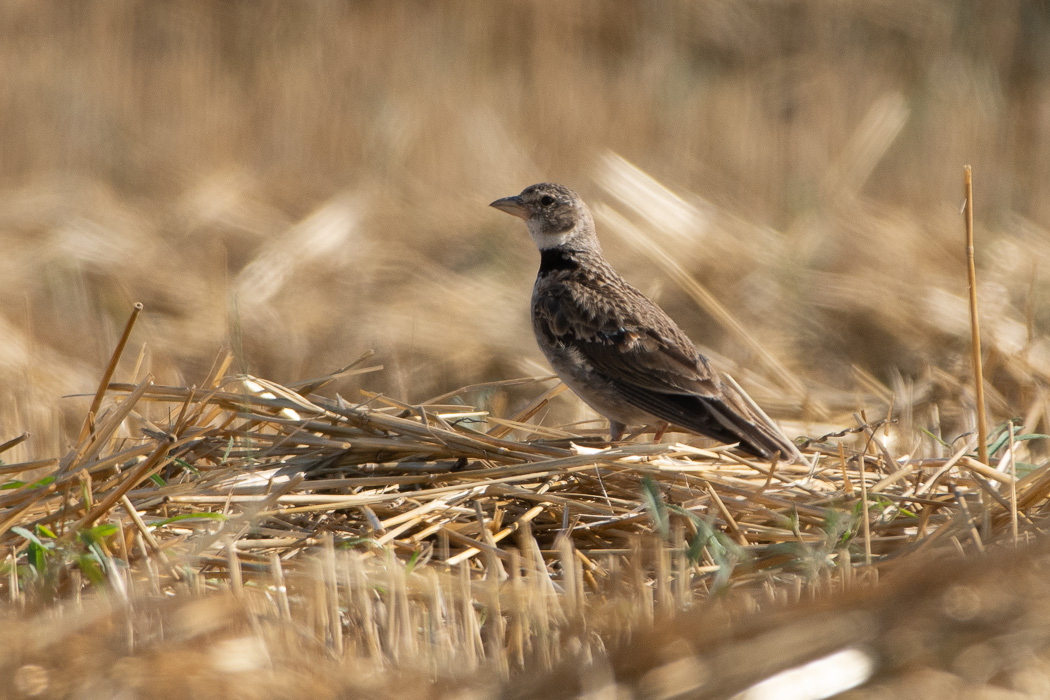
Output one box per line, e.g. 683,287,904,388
528,219,576,251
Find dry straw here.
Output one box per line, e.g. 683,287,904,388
1,303,1045,686
964,165,989,466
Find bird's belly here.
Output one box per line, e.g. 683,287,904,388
540,344,652,426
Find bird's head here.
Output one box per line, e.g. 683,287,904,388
490,183,598,252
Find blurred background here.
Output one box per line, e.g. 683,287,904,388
3,0,1050,459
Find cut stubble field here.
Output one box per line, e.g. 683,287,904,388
4,1,1050,697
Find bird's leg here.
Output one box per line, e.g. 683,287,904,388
653,422,670,443
609,420,627,442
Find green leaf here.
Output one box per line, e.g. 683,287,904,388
150,511,228,528
1014,462,1041,477
12,526,51,549
985,421,1050,456
667,503,743,580
684,529,708,563
405,548,421,575
86,523,119,540
1010,433,1050,442
220,436,235,465
919,427,950,449
640,477,669,540
75,555,106,587
173,458,200,476
29,542,47,573
14,526,53,574
1,476,56,491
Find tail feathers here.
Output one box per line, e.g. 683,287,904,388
701,397,797,462
643,391,797,462
612,380,798,462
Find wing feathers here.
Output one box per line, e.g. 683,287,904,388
534,266,795,460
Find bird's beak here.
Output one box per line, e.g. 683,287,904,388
489,195,529,220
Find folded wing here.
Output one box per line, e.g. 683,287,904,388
534,280,795,460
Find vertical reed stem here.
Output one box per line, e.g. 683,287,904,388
964,166,989,464
79,302,144,442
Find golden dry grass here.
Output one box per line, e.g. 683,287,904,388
2,354,1050,698
4,1,1050,697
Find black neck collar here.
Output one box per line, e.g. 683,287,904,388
538,248,579,275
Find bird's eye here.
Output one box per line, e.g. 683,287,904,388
540,195,555,207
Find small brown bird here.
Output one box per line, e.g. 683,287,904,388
490,182,795,461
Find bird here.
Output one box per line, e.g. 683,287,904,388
490,182,796,461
